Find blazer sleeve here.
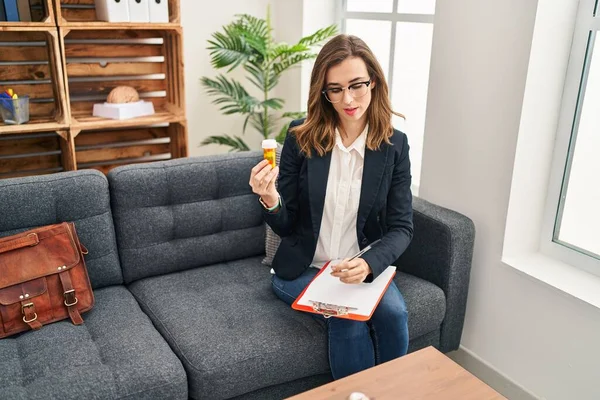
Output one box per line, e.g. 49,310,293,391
262,120,304,237
362,132,414,280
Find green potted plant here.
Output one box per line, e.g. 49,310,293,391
200,7,337,151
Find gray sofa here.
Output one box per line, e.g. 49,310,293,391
0,151,475,400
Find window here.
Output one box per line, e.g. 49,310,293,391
542,0,600,275
342,0,436,191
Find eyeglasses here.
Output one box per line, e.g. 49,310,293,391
322,80,372,103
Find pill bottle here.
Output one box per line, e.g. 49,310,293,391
262,139,277,168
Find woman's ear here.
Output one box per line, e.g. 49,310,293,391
371,79,376,89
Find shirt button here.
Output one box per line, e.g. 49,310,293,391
361,238,368,245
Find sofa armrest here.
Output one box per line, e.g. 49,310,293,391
394,196,475,353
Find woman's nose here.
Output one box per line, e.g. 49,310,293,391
343,88,353,104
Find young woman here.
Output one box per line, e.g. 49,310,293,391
249,34,413,379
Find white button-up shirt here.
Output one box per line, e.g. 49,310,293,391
312,124,368,267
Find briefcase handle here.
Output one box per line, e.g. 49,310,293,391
0,233,39,255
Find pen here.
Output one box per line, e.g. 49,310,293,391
348,239,382,261
330,239,383,274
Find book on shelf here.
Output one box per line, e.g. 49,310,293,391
16,0,31,21
2,0,19,21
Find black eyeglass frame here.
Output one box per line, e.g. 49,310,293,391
321,80,372,103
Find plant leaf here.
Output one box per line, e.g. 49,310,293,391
232,14,271,61
281,111,306,120
243,63,266,91
272,53,316,75
242,113,253,134
298,25,338,47
249,113,265,136
275,123,289,144
207,27,252,71
201,134,250,151
269,43,310,60
200,75,259,114
261,98,284,110
248,112,278,138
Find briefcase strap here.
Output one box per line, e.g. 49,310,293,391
21,301,42,330
0,233,39,255
59,271,83,325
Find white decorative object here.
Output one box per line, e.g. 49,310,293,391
348,392,370,400
148,0,169,23
128,0,150,22
93,101,155,120
94,0,130,23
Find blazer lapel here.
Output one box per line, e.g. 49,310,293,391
357,144,390,235
307,151,332,241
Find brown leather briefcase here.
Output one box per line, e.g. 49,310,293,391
0,222,94,339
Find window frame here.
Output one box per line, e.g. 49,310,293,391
541,0,600,276
341,0,435,101
341,0,435,194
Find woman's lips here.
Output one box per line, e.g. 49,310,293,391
344,107,358,116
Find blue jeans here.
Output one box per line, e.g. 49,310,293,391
272,267,409,379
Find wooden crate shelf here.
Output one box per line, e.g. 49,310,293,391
0,1,187,179
55,0,180,26
73,121,185,174
60,28,185,130
0,0,56,27
0,27,69,134
0,130,72,178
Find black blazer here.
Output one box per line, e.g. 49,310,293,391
263,119,413,281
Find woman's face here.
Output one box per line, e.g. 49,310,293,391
324,56,374,127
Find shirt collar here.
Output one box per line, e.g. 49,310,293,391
334,124,368,158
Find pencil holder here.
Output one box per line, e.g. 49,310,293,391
0,96,30,125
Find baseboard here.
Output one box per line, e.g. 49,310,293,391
447,346,541,400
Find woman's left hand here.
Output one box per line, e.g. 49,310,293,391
330,258,372,284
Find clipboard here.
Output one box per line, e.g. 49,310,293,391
292,261,396,321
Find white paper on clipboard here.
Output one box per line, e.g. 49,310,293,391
297,262,396,317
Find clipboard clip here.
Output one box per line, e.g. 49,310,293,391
310,301,355,319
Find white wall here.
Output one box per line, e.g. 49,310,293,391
421,0,600,398
300,0,340,111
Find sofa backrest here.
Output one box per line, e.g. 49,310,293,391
108,152,266,283
0,170,123,289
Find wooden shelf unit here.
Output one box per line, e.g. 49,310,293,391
0,1,187,178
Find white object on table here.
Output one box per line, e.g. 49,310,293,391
348,392,370,400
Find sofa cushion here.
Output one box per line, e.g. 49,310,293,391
0,285,187,400
108,153,266,283
128,256,330,400
0,170,122,289
395,271,446,338
128,256,447,399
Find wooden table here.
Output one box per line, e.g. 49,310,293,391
287,346,506,400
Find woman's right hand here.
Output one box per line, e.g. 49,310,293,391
250,160,280,208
